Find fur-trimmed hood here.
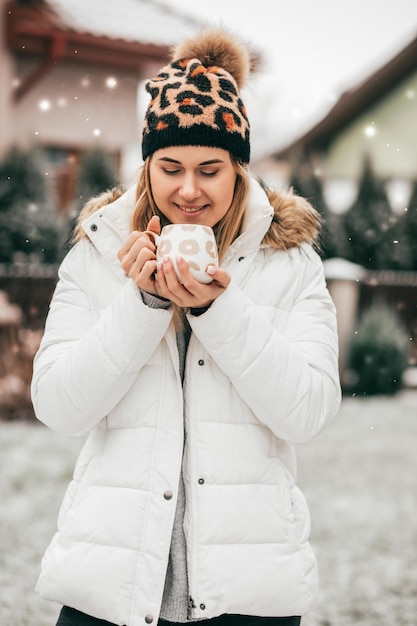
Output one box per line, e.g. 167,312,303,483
73,178,322,252
265,186,321,251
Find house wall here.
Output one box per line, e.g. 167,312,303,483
324,71,417,180
1,22,164,184
13,58,142,156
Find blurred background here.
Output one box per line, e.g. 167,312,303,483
1,1,417,624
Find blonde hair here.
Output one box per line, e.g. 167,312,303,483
131,155,250,263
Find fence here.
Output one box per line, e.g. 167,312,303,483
0,264,58,418
0,262,416,418
359,270,417,363
0,263,58,329
324,259,417,384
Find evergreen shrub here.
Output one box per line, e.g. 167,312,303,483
76,148,118,208
348,304,410,395
0,146,62,263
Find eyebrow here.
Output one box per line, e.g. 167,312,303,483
157,157,224,166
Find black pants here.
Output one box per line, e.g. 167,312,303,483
56,606,301,626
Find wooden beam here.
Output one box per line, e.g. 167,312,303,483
13,34,67,102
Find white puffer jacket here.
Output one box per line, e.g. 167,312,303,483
32,179,340,626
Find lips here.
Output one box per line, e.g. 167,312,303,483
178,205,205,213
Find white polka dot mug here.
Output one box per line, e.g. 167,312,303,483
145,224,218,284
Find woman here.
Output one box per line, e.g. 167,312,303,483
31,28,341,626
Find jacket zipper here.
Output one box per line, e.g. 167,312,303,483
187,595,196,619
184,335,200,619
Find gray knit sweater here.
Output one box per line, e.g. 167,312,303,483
141,291,192,622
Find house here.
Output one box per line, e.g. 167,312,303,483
0,0,202,212
253,32,417,212
251,33,417,383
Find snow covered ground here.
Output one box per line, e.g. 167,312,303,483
0,422,82,626
1,391,416,625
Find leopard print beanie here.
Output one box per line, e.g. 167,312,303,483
141,29,252,163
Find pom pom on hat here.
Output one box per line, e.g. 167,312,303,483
141,28,252,163
172,28,251,90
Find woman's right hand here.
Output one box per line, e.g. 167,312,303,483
117,215,161,295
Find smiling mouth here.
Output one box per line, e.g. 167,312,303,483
178,205,206,213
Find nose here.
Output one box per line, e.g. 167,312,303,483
179,172,201,202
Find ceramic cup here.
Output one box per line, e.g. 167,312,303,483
145,224,218,284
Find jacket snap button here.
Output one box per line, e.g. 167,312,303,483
90,223,98,232
145,615,154,624
198,478,204,485
200,604,206,611
198,359,204,366
163,490,173,500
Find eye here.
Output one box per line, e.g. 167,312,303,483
162,168,181,175
200,170,217,177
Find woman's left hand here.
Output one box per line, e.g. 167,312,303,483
155,256,231,309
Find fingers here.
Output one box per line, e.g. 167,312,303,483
117,231,141,261
118,233,153,274
117,231,154,261
146,215,161,236
154,257,182,300
118,215,160,261
117,226,231,306
118,229,160,293
128,246,155,278
156,256,230,308
204,265,231,289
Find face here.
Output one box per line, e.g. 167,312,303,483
149,146,237,227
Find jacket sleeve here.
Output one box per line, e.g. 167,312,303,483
188,245,341,443
31,242,173,437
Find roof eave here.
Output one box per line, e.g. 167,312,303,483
5,1,171,70
274,33,417,159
